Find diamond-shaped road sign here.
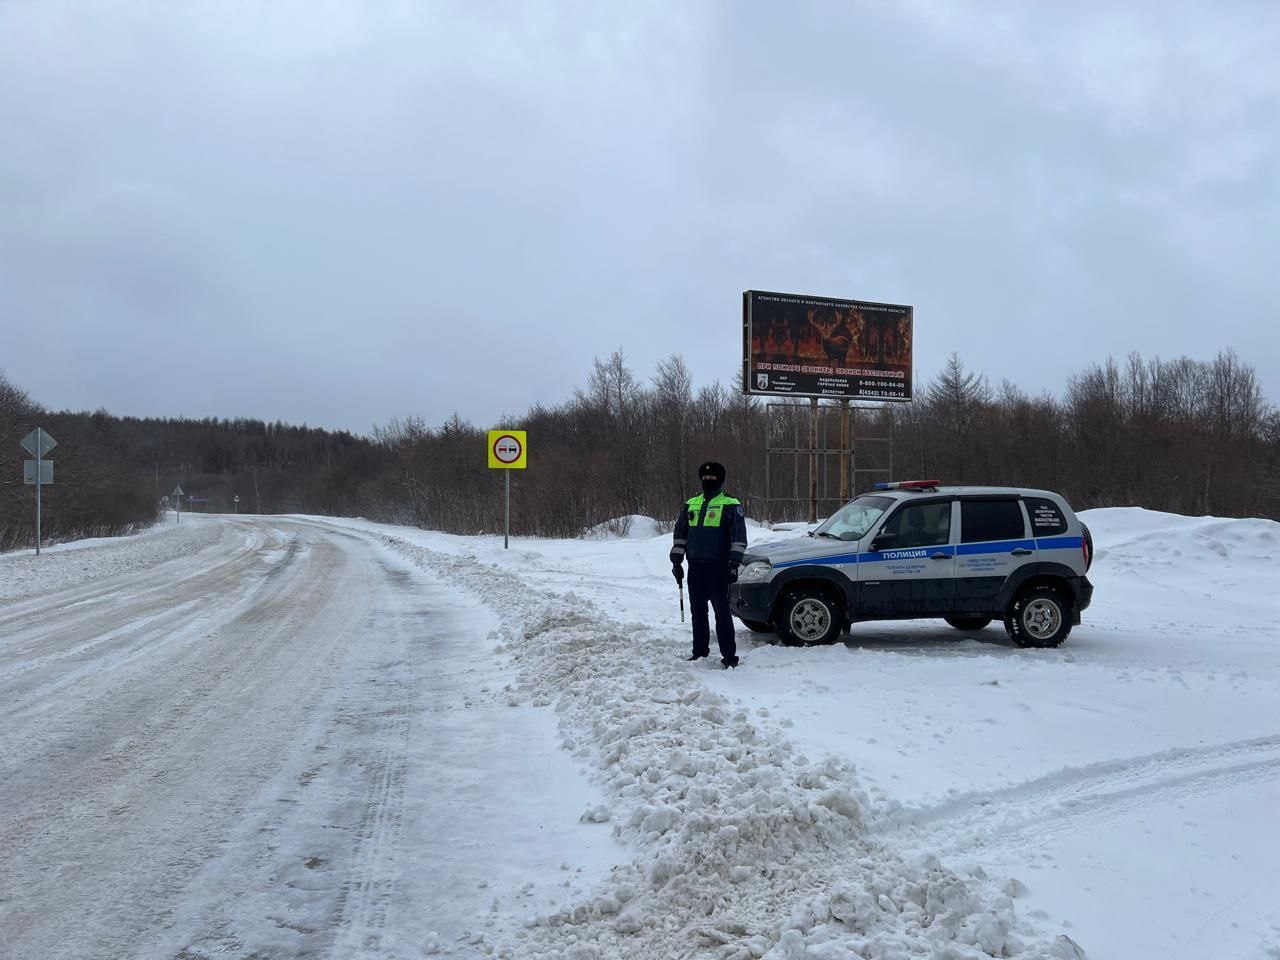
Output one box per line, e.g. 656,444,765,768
20,428,57,458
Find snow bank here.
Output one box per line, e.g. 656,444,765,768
379,535,1079,959
0,518,223,602
1082,506,1280,563
583,515,670,540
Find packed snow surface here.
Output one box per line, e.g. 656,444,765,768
2,507,1277,959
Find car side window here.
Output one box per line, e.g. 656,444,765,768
881,502,951,548
960,499,1026,543
1024,497,1068,535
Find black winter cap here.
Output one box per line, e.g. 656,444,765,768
698,461,726,483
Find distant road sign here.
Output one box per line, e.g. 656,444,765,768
172,485,185,497
24,460,53,484
20,428,57,458
487,430,527,469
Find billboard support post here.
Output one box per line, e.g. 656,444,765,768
809,399,819,524
839,400,850,502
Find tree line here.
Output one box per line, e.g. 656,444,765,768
2,348,1277,551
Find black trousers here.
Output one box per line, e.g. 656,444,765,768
687,561,736,660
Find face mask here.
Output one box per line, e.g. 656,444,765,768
701,478,721,495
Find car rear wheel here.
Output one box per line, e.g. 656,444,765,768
777,587,844,646
1005,585,1072,648
740,619,775,633
945,615,993,631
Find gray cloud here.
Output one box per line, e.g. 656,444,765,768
1,0,1276,433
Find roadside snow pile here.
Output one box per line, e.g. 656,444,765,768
583,515,670,540
1084,506,1280,563
0,519,222,602
383,536,1080,959
1081,507,1280,626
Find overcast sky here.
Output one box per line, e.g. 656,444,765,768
2,1,1277,435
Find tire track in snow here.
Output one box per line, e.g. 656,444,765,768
330,689,412,956
328,558,418,958
875,735,1280,856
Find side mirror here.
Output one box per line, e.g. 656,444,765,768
871,532,896,551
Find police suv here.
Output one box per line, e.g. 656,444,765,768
730,481,1094,647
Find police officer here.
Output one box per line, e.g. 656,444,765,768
670,461,748,668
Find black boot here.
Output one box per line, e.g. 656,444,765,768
721,656,739,669
686,653,707,662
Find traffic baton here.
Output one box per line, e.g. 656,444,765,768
679,581,685,622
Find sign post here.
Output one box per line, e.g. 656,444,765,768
234,495,240,514
172,485,185,524
20,428,57,555
486,430,527,549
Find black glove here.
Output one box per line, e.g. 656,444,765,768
672,563,684,584
727,561,739,584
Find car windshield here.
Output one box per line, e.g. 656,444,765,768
813,495,893,541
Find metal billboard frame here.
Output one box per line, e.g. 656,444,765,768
761,400,894,524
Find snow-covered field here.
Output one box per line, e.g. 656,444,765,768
2,507,1278,959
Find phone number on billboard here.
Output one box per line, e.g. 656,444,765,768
858,388,909,398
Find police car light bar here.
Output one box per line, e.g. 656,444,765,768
873,479,942,491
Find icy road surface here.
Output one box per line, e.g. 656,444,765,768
0,518,616,960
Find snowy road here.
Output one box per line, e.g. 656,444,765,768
0,518,613,960
4,509,1279,959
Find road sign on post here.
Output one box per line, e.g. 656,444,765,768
19,428,57,555
234,494,240,514
487,430,527,549
21,429,57,458
172,485,185,524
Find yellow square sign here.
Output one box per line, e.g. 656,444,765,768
487,430,527,469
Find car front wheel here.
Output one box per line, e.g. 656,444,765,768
1005,586,1072,648
776,588,844,646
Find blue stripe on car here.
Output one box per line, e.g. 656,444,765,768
773,552,861,569
771,536,1081,570
1036,536,1083,550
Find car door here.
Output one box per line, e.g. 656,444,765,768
857,498,956,617
955,497,1035,612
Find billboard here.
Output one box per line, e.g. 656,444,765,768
742,290,913,401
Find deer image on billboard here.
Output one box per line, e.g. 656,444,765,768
742,290,913,401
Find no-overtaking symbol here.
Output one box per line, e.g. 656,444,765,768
492,434,522,464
